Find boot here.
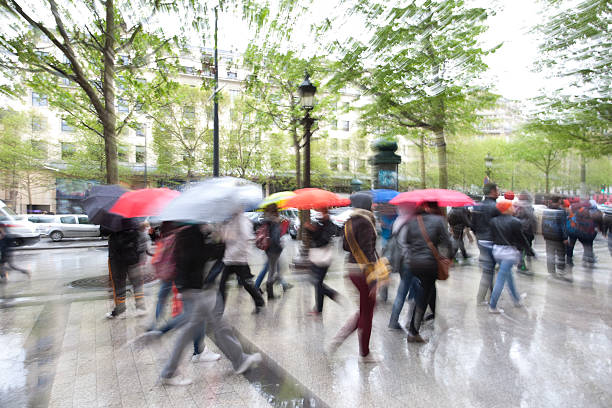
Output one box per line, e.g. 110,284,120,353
266,283,276,300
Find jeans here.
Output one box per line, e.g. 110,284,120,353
254,262,268,288
204,260,225,284
490,258,520,309
161,289,249,378
389,267,416,327
545,239,566,275
333,265,376,356
476,241,496,302
311,264,337,313
154,280,173,323
408,268,437,336
266,251,282,284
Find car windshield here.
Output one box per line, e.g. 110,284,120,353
1,205,17,216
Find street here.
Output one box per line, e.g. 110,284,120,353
0,235,610,407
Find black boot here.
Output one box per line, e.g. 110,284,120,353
266,283,275,300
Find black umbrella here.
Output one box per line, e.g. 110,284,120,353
82,185,137,232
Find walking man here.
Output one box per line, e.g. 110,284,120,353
541,196,569,279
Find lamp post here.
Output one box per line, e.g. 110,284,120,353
484,152,493,184
292,72,317,270
212,6,219,177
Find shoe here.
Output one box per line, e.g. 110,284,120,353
359,352,383,364
105,311,126,320
134,307,147,317
266,283,276,300
192,347,221,363
424,313,435,322
488,307,503,314
307,309,322,317
406,333,427,343
253,305,263,314
477,300,489,307
161,375,193,386
235,352,262,374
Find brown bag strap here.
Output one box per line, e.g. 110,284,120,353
417,215,441,262
344,219,371,266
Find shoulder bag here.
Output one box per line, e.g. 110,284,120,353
344,218,390,288
417,215,451,281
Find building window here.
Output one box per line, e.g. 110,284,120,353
32,116,44,132
227,71,237,79
135,125,145,137
118,145,128,162
342,102,349,111
342,139,350,151
61,119,74,132
61,142,75,160
32,92,47,107
183,105,195,119
341,121,350,131
117,98,129,113
135,146,145,163
182,66,195,75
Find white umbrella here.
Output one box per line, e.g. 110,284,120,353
158,177,263,223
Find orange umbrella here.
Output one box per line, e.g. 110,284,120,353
285,188,350,210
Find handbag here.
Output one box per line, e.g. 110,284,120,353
417,215,451,280
344,218,390,288
309,245,334,267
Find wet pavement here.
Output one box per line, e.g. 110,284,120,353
0,236,610,407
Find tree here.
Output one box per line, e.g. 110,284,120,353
512,133,566,194
533,0,611,153
328,0,499,188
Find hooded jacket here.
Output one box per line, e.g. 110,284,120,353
342,209,377,264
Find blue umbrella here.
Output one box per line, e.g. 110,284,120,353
370,189,399,204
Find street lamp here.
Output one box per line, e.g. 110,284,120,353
484,152,493,180
292,72,317,270
298,72,316,188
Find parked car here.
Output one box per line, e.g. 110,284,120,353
0,201,40,246
32,214,100,242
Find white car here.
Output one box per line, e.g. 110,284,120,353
27,214,100,242
0,201,40,246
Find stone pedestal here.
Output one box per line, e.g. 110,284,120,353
369,139,401,190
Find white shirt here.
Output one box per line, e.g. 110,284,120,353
221,213,253,264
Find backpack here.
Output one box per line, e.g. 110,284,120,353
151,227,186,281
255,223,270,251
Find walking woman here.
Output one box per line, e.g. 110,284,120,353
305,207,339,316
404,202,452,343
262,204,285,299
328,193,381,363
489,200,534,313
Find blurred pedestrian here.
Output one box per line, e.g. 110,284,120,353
448,206,471,260
514,191,537,274
489,201,534,313
219,211,265,313
376,203,397,302
328,193,382,363
541,196,569,279
159,224,261,386
403,202,452,343
305,207,339,316
566,200,602,265
261,204,291,299
603,207,612,257
471,183,501,305
0,223,30,281
105,221,146,319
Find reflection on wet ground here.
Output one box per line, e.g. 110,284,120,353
0,237,610,407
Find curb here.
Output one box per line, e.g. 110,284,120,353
15,243,108,251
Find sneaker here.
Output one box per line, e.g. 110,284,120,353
307,308,321,317
477,300,490,307
488,307,503,314
253,305,263,314
161,375,193,386
406,333,427,343
424,313,435,322
359,352,383,364
134,307,148,317
192,347,221,363
105,311,126,320
235,353,262,374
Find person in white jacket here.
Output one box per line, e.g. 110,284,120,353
218,211,265,313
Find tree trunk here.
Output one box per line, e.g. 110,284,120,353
545,170,550,194
103,0,118,185
419,133,426,189
434,128,448,189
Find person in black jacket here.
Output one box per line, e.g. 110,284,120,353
489,201,534,313
448,206,471,260
262,204,285,299
541,196,568,278
105,223,145,319
471,183,501,305
403,202,452,343
305,207,339,315
160,224,262,386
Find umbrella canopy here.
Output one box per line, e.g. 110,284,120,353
158,177,263,223
109,188,180,218
390,189,474,207
285,188,349,210
370,189,399,204
82,185,137,232
258,191,296,210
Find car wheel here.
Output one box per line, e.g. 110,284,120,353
13,238,24,247
50,231,64,242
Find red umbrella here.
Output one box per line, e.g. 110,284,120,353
285,188,349,210
109,188,180,218
390,189,474,207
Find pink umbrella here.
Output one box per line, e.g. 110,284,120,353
109,188,180,218
390,189,474,207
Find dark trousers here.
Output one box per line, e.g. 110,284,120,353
452,229,468,258
109,258,143,314
311,264,337,313
409,268,437,336
219,263,264,308
545,239,566,275
333,266,376,356
567,235,595,263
